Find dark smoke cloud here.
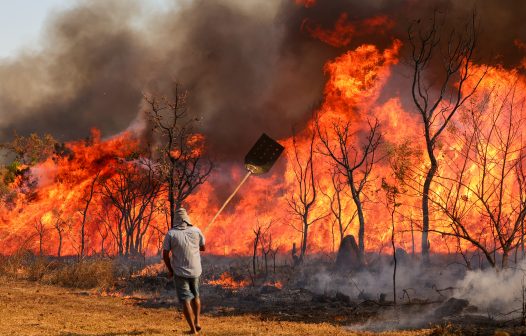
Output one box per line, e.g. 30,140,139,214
0,0,524,158
0,1,149,141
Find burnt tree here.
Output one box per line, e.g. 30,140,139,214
320,168,357,250
51,209,68,258
317,118,381,257
78,171,100,258
99,158,162,256
408,12,486,259
431,79,526,269
252,226,261,279
33,218,46,256
287,129,324,263
144,85,213,229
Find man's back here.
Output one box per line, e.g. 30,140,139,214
163,226,205,278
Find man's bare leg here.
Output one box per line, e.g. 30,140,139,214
191,297,201,331
182,300,197,334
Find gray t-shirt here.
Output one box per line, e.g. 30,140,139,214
163,226,205,278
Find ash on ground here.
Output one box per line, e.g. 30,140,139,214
103,252,526,335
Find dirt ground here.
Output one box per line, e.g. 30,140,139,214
0,278,433,336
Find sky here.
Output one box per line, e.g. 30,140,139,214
0,0,171,59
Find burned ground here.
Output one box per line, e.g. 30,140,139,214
2,253,525,335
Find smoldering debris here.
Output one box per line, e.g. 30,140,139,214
302,256,526,331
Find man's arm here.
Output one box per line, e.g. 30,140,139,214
198,229,206,252
163,250,174,278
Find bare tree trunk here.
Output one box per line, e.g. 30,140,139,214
408,12,484,263
502,251,509,269
522,218,525,259
410,217,415,257
80,171,100,259
317,118,380,260
291,243,300,267
57,229,63,258
287,128,320,265
349,179,366,255
263,249,268,276
39,233,44,256
271,248,278,273
34,219,46,257
252,227,261,279
421,162,437,259
168,168,176,228
391,211,397,306
300,216,309,262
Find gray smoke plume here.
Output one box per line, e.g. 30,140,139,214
0,0,524,158
307,257,526,331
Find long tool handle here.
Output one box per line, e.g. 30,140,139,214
207,171,252,226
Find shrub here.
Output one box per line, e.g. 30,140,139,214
42,259,116,289
0,252,116,290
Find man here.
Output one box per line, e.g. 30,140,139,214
163,208,205,335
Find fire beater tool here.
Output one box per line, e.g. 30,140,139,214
207,133,284,226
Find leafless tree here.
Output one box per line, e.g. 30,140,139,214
51,209,68,257
287,129,324,263
144,85,213,229
79,171,100,258
97,199,123,255
430,80,526,269
408,12,486,259
320,168,357,247
270,245,280,273
382,178,403,306
317,117,381,256
260,226,275,277
33,218,46,256
252,226,262,279
385,140,421,258
99,159,162,256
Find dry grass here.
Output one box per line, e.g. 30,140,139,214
0,252,116,289
42,259,115,289
0,278,433,336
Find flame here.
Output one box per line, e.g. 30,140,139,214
207,272,249,289
304,13,394,48
1,5,525,261
263,280,283,289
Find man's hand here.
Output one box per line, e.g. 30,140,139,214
162,249,174,280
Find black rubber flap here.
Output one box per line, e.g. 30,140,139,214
244,133,284,175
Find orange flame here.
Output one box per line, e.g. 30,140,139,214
1,8,525,261
207,272,249,289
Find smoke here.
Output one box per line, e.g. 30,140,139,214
0,1,148,141
454,261,526,313
0,0,524,157
0,0,329,158
305,256,526,330
308,258,458,303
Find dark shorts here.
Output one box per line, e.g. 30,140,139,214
174,275,200,301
